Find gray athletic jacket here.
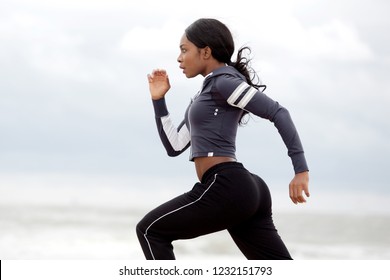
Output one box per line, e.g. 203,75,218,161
152,66,308,174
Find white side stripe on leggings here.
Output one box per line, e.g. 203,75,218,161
143,174,218,260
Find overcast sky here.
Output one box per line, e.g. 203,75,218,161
1,0,389,194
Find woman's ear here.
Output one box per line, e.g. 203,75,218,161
202,46,212,59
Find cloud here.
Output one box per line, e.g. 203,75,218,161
0,12,83,80
119,20,186,53
304,19,374,61
243,16,374,62
0,0,389,192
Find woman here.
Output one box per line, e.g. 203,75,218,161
136,18,309,260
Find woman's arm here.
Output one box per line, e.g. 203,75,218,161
148,69,191,157
215,74,310,203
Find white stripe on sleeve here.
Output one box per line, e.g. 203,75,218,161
161,115,190,151
237,87,257,108
227,82,249,105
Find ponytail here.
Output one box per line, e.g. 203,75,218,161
229,46,266,125
229,46,266,92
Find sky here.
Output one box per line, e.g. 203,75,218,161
1,0,389,199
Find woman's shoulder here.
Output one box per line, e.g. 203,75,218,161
210,66,245,91
209,66,243,80
203,66,247,98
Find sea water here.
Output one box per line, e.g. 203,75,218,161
1,174,389,260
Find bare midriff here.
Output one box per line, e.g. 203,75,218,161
194,156,236,181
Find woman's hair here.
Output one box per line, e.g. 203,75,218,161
185,18,266,124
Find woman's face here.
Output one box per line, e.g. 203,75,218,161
177,34,206,78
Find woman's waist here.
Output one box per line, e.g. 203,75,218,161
194,156,240,182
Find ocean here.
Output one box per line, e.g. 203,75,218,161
1,174,389,260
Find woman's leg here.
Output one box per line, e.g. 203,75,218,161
136,173,246,259
136,162,291,260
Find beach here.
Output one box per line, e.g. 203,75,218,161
1,174,389,260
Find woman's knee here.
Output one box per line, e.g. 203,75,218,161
136,216,148,240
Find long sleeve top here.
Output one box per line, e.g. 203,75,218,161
152,66,308,174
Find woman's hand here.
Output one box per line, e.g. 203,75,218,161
147,69,171,100
289,171,310,204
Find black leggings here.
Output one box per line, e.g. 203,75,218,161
136,162,292,260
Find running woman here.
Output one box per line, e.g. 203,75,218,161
136,18,310,260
